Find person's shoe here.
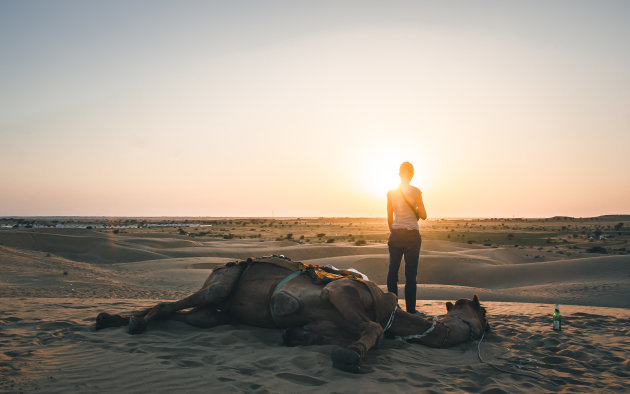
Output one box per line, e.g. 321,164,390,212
409,311,427,317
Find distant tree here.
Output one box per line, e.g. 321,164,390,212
614,222,624,231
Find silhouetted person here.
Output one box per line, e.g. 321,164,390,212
387,161,427,314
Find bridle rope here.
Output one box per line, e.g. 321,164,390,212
396,316,439,341
476,323,545,379
382,305,398,332
383,305,439,342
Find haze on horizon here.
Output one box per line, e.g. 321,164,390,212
1,1,629,218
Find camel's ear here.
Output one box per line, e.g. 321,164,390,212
473,294,480,307
446,302,453,311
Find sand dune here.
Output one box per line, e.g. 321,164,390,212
0,230,169,264
1,228,629,392
2,298,628,393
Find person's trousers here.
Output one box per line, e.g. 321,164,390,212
387,229,422,313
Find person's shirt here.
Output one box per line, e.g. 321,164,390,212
388,184,422,230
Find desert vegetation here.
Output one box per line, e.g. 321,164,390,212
1,215,628,255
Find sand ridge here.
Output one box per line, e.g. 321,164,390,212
2,298,629,393
1,227,629,392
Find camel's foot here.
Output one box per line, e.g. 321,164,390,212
331,347,372,374
128,316,147,334
95,313,127,330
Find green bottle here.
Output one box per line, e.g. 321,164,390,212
553,304,562,331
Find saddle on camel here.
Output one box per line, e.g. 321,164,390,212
95,255,489,373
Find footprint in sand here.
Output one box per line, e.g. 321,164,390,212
275,372,326,386
542,355,567,365
36,321,76,330
176,360,204,368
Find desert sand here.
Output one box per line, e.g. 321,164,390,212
1,226,629,393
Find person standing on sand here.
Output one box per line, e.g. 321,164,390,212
387,161,427,315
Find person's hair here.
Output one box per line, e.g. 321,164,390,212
399,161,414,178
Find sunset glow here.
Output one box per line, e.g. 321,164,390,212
1,1,629,218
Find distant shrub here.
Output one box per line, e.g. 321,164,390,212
178,228,187,235
299,235,304,240
286,233,293,240
223,233,234,239
326,238,335,243
354,239,367,246
113,229,119,234
586,246,607,254
317,233,326,238
467,240,473,244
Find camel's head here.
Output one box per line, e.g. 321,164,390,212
445,294,489,332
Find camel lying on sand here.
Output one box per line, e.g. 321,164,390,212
96,256,489,373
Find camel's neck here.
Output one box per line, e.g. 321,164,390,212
388,309,436,337
388,309,481,348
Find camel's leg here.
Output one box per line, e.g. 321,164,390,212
169,306,232,328
322,280,383,373
95,307,153,330
93,264,242,334
128,263,243,333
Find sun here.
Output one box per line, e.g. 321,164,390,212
360,158,402,197
354,136,432,199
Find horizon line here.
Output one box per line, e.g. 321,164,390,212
2,214,629,220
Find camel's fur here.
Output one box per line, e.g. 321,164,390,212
96,256,489,373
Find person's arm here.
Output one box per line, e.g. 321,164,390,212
387,192,393,231
415,191,427,220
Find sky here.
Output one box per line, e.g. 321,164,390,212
1,1,629,218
